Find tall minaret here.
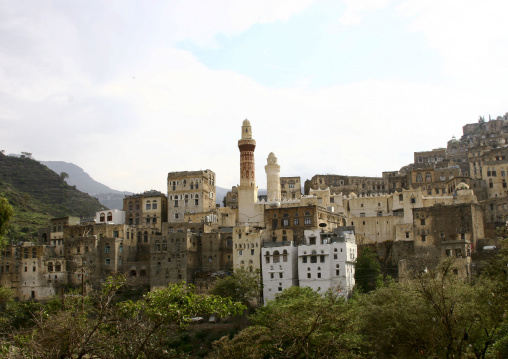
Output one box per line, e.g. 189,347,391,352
265,152,281,202
237,119,259,224
238,119,256,187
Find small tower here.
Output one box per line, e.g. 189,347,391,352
265,152,281,201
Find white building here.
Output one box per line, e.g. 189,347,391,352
262,241,298,302
297,227,357,297
94,209,125,225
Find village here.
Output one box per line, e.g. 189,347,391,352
1,115,507,304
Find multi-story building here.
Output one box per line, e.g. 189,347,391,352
280,176,302,200
304,174,388,197
167,170,216,222
123,190,167,232
297,228,357,296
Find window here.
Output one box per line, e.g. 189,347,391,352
146,202,151,210
304,217,311,225
294,218,299,225
310,256,317,263
32,248,37,258
425,172,432,182
282,219,289,227
279,272,283,278
251,249,254,255
302,256,307,263
105,244,110,253
119,244,123,253
143,231,148,243
421,219,425,225
55,262,61,271
273,251,280,263
174,200,179,207
410,197,416,204
107,212,113,221
100,213,105,222
105,258,110,265
416,173,423,182
421,235,426,242
152,201,157,209
162,240,167,251
239,250,243,256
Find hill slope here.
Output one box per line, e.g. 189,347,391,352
41,161,132,209
0,153,106,242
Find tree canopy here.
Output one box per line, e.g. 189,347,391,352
0,197,13,248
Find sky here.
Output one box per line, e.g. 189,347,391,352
1,0,507,194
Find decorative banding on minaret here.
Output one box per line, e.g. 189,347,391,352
238,119,256,187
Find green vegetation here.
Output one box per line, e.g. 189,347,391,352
0,276,245,359
210,240,508,359
354,246,381,293
1,242,508,358
0,197,13,248
0,153,105,242
210,268,261,305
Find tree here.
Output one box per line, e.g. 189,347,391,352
210,268,261,304
5,276,245,359
356,258,508,358
210,286,362,359
354,247,381,293
59,172,69,181
0,197,13,248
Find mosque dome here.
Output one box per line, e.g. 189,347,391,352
243,119,251,126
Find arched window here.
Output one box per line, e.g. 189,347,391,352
146,201,151,210
48,262,53,272
425,172,432,182
143,231,148,242
100,213,105,222
283,249,288,262
416,173,423,182
55,262,61,272
152,200,157,209
107,212,113,221
273,250,280,263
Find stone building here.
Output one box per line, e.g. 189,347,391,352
304,174,388,197
0,243,67,301
167,170,216,223
123,190,167,232
280,176,302,200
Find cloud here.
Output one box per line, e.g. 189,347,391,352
0,0,507,195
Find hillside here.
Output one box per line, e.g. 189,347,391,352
41,161,133,209
41,161,129,195
0,153,106,242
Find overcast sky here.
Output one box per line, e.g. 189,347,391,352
1,0,507,193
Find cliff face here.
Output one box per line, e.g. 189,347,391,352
0,153,106,241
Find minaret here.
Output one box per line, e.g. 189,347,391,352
237,119,259,224
265,152,281,201
238,119,256,187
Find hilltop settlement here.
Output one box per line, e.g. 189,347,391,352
1,114,508,303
